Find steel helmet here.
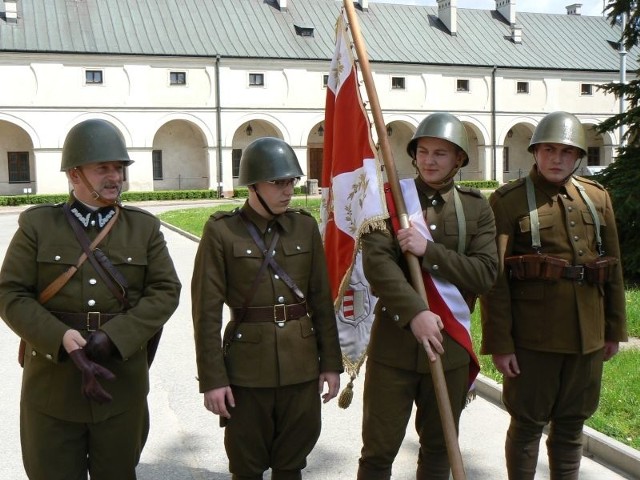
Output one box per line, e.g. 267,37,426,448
61,119,132,171
528,111,587,157
238,137,303,186
407,113,470,167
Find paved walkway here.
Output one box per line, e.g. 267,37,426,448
0,201,638,479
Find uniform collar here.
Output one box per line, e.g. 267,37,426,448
241,202,290,234
529,166,575,201
415,176,454,206
67,197,117,229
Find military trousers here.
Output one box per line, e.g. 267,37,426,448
20,400,149,480
503,347,604,480
225,380,321,480
357,358,469,480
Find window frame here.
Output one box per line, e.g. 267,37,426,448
581,83,593,96
169,71,187,86
85,69,104,85
249,73,265,87
456,79,470,92
8,151,30,184
391,76,406,90
152,150,163,180
516,81,530,94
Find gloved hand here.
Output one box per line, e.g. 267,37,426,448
68,348,116,404
85,330,115,363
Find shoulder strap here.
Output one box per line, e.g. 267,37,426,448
452,186,466,255
525,176,542,252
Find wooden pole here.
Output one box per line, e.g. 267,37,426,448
342,2,466,478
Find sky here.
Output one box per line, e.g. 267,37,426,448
370,0,608,17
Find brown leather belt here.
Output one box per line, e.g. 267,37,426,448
51,311,118,331
230,302,308,323
561,265,585,281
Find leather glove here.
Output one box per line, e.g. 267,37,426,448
69,349,116,404
85,330,115,363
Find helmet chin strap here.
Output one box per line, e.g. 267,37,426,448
252,185,277,217
74,168,121,207
415,155,465,189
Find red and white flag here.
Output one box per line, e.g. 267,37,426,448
320,12,387,383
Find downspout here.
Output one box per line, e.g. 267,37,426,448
491,65,497,181
619,12,627,148
215,54,223,198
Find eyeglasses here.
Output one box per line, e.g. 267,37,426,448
265,177,300,188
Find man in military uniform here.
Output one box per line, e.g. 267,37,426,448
0,118,181,480
191,137,343,480
480,111,627,479
357,113,498,480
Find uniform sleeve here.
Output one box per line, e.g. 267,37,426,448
361,226,428,329
307,222,343,374
601,189,628,342
103,217,181,359
480,192,517,355
191,218,230,392
0,212,69,361
422,195,498,294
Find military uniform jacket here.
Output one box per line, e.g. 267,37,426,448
480,166,627,355
362,177,498,373
0,200,181,423
191,202,343,392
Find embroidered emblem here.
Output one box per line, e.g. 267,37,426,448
344,173,369,235
70,207,91,227
339,281,373,327
97,209,116,228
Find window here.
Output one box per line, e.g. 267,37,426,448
391,77,405,90
456,79,469,92
581,83,593,95
8,152,30,183
152,150,163,180
587,147,600,166
170,71,186,85
322,74,329,88
503,147,509,172
85,70,103,85
249,73,264,86
232,149,242,178
516,81,529,94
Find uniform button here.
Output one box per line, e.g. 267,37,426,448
578,250,584,256
381,306,387,312
274,274,280,280
429,224,436,231
431,199,438,206
54,255,61,261
568,207,573,212
570,221,576,227
88,299,96,307
296,245,301,250
267,227,272,233
247,249,252,254
563,194,568,199
31,350,37,357
46,354,52,360
573,236,579,241
277,296,285,303
433,265,439,271
127,257,132,262
236,333,242,339
393,315,399,321
89,278,97,285
90,220,96,226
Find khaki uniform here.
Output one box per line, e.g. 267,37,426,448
191,202,342,479
0,199,181,480
480,166,627,479
358,177,498,480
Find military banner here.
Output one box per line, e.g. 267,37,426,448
320,12,387,405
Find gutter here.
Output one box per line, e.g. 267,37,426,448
215,54,223,198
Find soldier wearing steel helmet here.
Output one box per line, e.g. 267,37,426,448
480,111,627,479
191,136,343,480
357,113,498,480
0,118,181,479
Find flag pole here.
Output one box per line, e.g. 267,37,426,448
342,2,466,478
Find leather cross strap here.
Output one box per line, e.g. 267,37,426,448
63,203,130,310
239,211,305,300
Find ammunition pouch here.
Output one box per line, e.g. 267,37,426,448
505,254,618,285
505,254,568,281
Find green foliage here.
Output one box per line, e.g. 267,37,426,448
595,0,640,283
457,180,500,189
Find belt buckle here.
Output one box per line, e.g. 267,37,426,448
273,304,287,327
86,312,101,332
576,266,584,281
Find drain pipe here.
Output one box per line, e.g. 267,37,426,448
215,54,223,198
491,65,497,181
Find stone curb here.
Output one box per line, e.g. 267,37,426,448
475,374,640,479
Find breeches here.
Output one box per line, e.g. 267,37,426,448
358,358,469,480
225,380,321,479
503,347,604,480
20,401,149,480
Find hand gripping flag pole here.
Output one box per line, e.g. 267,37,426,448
342,1,467,478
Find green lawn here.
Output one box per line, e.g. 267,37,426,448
159,197,640,450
